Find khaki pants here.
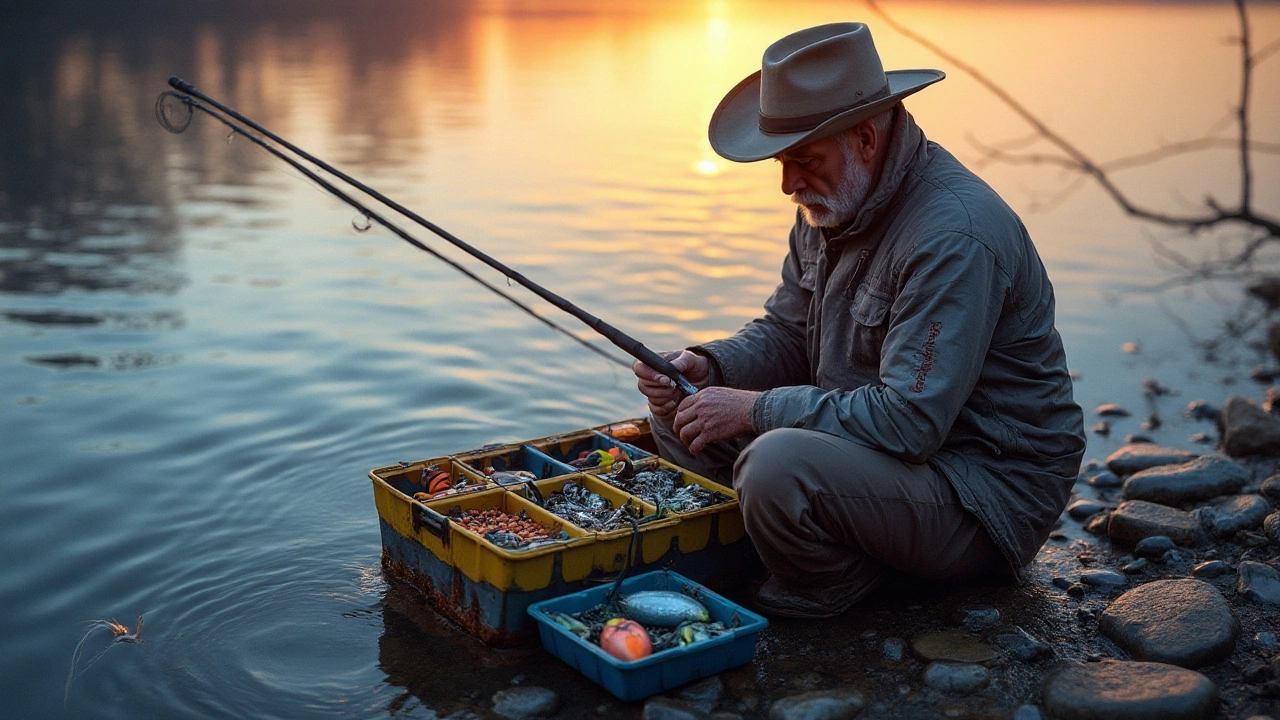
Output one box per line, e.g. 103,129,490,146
650,415,1007,602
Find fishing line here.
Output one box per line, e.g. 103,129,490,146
158,77,700,395
155,90,630,368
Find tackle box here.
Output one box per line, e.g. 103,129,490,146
527,570,768,701
369,418,753,646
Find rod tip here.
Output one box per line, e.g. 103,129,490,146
168,76,195,93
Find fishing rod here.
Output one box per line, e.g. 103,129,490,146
158,77,700,397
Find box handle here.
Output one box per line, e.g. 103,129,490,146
412,505,451,545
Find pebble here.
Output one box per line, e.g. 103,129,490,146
1263,511,1280,544
767,688,865,720
923,662,989,694
1162,548,1186,564
1194,494,1272,536
1098,579,1239,668
1237,561,1280,606
956,607,1000,630
1107,501,1203,546
1066,583,1086,598
1086,470,1123,488
1080,570,1128,587
643,698,705,720
1042,661,1219,720
1189,432,1215,444
1121,455,1250,504
1255,631,1280,652
911,630,997,663
492,686,561,719
1121,558,1148,574
1221,396,1280,457
1261,474,1280,504
1052,576,1073,590
1191,560,1231,579
678,677,723,714
1084,512,1111,535
1105,444,1200,476
992,626,1052,661
1067,499,1112,520
1134,535,1176,558
1048,530,1068,540
1013,705,1045,720
1096,403,1132,417
1125,433,1153,444
1185,400,1221,422
1091,421,1111,436
882,637,906,662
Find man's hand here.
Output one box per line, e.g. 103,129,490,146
673,387,759,454
633,350,709,418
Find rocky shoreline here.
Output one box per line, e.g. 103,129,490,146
382,387,1280,720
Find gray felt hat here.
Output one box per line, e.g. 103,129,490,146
709,22,944,163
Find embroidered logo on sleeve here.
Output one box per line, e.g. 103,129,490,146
910,322,942,393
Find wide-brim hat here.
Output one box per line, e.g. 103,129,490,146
709,22,944,163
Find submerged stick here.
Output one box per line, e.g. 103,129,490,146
161,77,699,395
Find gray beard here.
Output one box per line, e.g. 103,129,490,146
792,145,874,228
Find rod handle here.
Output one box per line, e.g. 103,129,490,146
632,347,700,396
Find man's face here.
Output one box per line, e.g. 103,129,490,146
776,132,873,228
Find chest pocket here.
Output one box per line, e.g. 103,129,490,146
848,285,892,368
799,261,818,292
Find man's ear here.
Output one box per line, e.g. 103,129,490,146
850,119,879,164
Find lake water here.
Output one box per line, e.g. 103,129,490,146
2,1,1278,717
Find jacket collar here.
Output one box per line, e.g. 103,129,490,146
823,106,927,242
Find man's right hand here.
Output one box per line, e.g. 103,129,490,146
633,350,710,418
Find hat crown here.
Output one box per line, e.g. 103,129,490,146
760,22,887,120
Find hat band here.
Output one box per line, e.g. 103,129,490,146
758,83,891,135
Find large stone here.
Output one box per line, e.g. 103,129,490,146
1220,396,1280,457
1107,501,1203,546
911,630,997,663
1237,561,1280,606
1121,455,1249,505
1042,661,1218,720
1098,579,1239,668
1106,444,1201,476
923,662,989,694
767,688,865,720
1133,535,1176,558
1265,512,1280,544
1194,494,1272,536
492,686,561,719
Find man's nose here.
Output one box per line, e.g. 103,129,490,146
780,162,806,196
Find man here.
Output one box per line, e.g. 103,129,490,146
633,22,1085,619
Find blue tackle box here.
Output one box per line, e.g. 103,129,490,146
526,570,768,702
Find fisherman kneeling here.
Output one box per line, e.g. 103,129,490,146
632,22,1085,619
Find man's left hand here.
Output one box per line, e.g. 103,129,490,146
672,387,759,454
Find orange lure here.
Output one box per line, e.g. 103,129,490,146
599,618,652,662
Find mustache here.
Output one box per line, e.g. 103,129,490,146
791,191,831,208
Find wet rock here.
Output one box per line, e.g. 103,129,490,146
1195,494,1271,536
1087,470,1123,488
1265,512,1280,543
1080,570,1127,587
1097,403,1132,417
1255,631,1280,652
1084,512,1111,535
678,677,723,714
1125,433,1153,444
1066,583,1086,598
1108,501,1203,546
1052,576,1073,590
644,697,705,720
1221,396,1280,457
1262,475,1280,503
882,637,906,662
1048,530,1068,540
993,626,1052,661
1091,421,1111,436
1043,661,1218,720
911,630,997,663
1013,706,1045,720
1106,444,1201,476
1121,558,1148,574
923,662,988,694
1141,414,1162,431
1099,579,1239,668
1250,365,1280,383
1185,400,1221,422
1191,560,1231,579
1134,535,1176,558
1121,341,1141,354
1189,432,1215,444
1067,499,1112,520
767,688,865,720
1237,561,1280,606
493,686,561,719
1122,455,1249,504
956,607,999,630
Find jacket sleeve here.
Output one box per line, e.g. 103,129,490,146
691,218,813,390
751,230,1010,464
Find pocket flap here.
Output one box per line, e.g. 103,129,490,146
850,286,891,327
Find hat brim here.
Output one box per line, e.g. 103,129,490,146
709,68,945,163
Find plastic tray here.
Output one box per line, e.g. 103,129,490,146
527,570,768,702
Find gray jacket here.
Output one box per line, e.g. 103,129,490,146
696,109,1086,569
